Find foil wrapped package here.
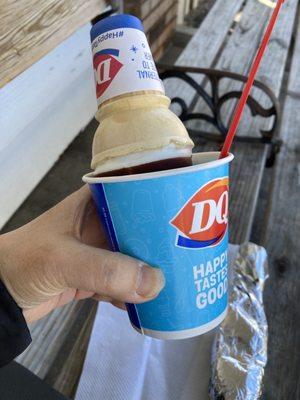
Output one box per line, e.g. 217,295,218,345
210,243,269,400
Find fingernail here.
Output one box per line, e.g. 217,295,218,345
136,264,165,299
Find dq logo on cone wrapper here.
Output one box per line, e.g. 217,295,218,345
170,178,229,249
93,49,123,98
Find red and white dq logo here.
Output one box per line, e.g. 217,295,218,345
170,178,229,249
93,49,123,98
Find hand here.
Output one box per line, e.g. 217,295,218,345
0,186,164,324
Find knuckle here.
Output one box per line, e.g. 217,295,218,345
99,253,137,297
39,238,68,289
101,261,118,294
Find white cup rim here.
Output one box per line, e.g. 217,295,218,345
82,152,234,184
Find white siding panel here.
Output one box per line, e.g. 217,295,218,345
0,24,97,228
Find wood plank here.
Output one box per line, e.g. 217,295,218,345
0,0,107,88
0,24,97,229
0,24,94,156
262,95,300,400
288,23,300,95
151,17,177,55
17,300,97,398
189,0,272,134
237,0,298,136
229,144,267,244
261,14,300,399
17,302,81,377
44,301,97,398
143,0,176,31
191,0,298,136
177,0,186,24
147,2,177,51
141,1,152,20
163,0,245,109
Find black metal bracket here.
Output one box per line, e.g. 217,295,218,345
158,64,282,167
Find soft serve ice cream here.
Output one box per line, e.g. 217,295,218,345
90,14,194,176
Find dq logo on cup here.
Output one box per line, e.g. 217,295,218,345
85,153,233,340
93,49,123,98
170,178,229,249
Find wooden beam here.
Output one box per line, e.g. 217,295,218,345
0,0,107,88
143,0,176,31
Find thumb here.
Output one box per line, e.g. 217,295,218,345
60,240,165,303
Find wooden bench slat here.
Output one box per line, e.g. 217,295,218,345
288,11,300,94
263,94,300,400
175,0,243,68
191,0,298,136
0,0,107,89
189,0,272,134
238,0,299,135
262,14,300,399
164,0,245,108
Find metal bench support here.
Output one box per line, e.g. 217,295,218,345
159,65,282,166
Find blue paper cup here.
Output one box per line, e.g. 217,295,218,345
83,152,234,340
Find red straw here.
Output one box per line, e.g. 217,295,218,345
220,0,286,159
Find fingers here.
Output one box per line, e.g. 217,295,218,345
36,186,105,247
61,186,109,248
60,240,165,304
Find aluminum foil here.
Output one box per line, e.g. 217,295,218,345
210,243,269,400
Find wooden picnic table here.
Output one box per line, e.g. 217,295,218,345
6,0,299,398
